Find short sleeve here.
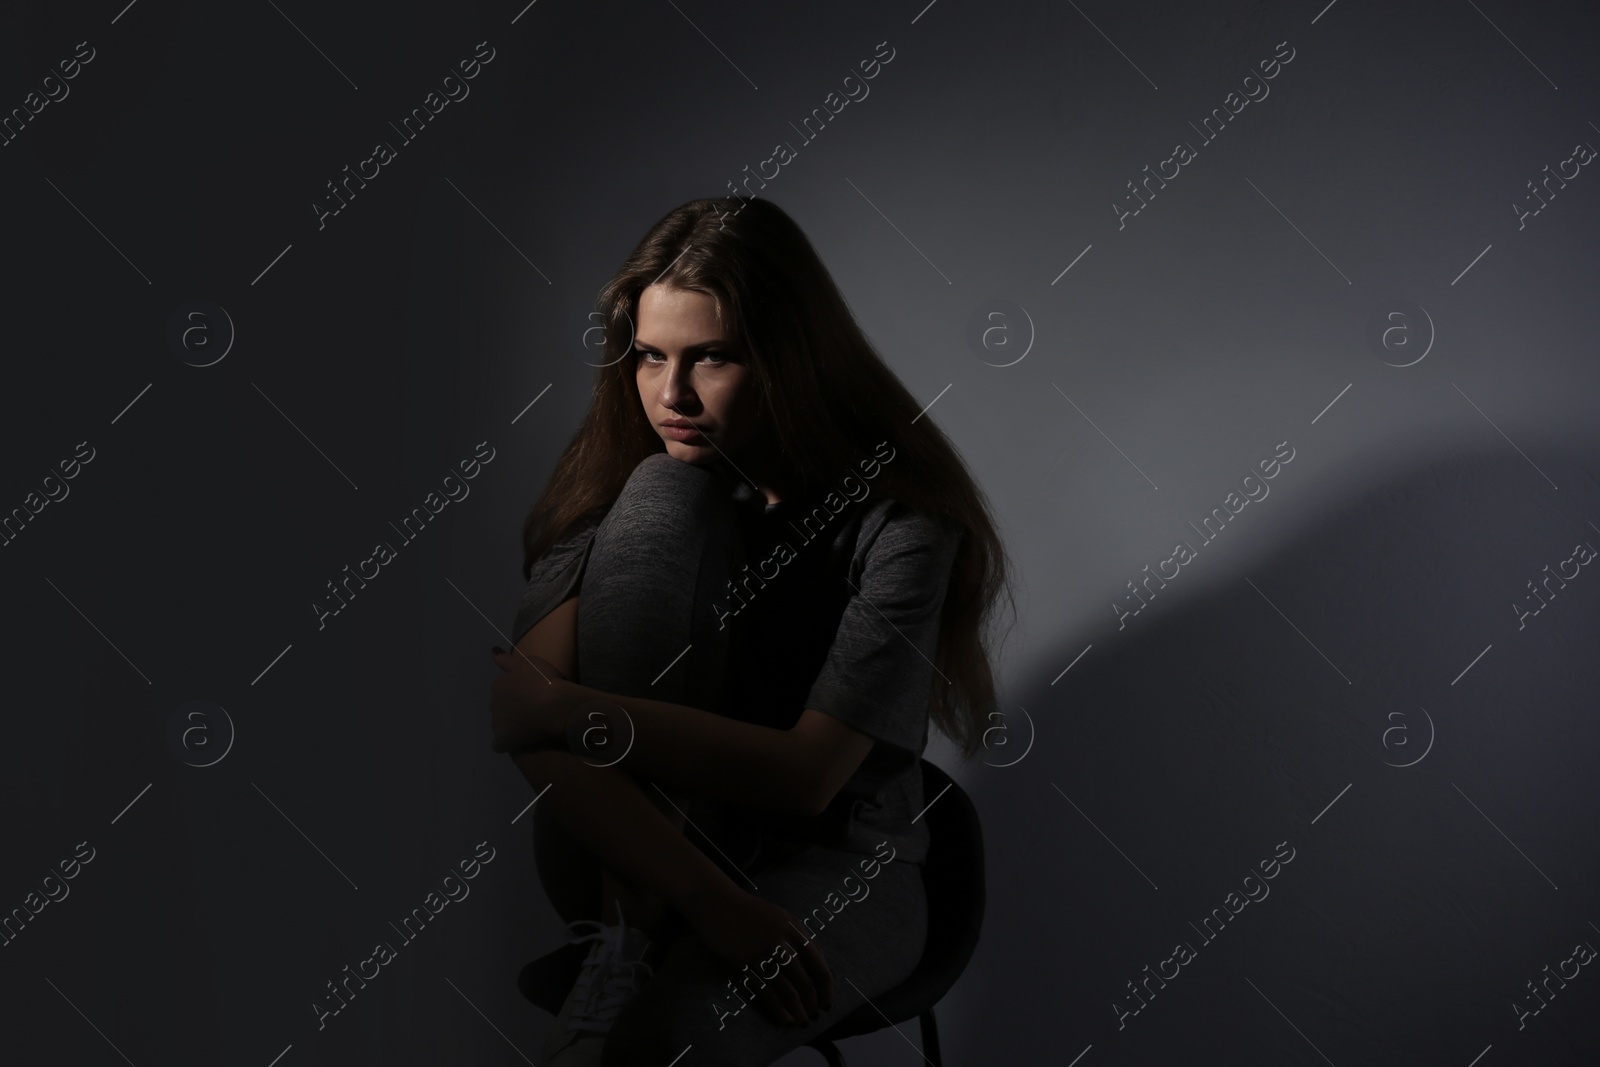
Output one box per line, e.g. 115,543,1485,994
803,501,964,753
509,509,607,644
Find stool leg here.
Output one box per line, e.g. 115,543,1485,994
807,1038,847,1067
919,1010,943,1067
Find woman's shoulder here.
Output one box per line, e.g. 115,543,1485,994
851,494,964,567
528,505,611,577
513,505,612,643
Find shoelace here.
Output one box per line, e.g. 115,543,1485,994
569,955,653,1033
559,905,654,1036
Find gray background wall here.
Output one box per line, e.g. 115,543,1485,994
2,1,1597,1064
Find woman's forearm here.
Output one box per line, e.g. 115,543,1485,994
492,645,825,818
565,691,817,817
510,748,742,916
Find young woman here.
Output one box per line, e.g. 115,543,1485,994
488,196,1013,1067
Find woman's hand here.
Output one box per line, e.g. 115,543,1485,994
488,647,580,753
679,882,835,1027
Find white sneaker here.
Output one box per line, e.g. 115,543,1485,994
541,906,655,1066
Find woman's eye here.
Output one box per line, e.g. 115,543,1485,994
633,350,728,364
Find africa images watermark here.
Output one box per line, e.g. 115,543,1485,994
312,839,497,1030
0,440,96,550
1512,534,1594,631
713,39,897,230
0,39,96,148
1113,839,1297,1029
1512,926,1596,1031
312,40,497,231
1511,136,1595,231
1,840,97,950
574,41,897,357
709,839,899,1030
1113,440,1297,629
711,439,898,630
313,440,497,630
1112,40,1297,231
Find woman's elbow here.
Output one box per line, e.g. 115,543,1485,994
795,778,842,819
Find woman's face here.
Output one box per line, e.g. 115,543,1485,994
633,283,757,463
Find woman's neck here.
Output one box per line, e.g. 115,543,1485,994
728,439,791,506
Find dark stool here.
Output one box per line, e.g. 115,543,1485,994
517,758,986,1065
803,760,985,1066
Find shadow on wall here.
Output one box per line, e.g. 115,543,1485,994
958,438,1600,1066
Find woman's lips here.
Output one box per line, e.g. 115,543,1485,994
661,422,708,442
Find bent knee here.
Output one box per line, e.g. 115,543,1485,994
607,453,737,537
622,452,717,498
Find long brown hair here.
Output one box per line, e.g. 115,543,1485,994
520,196,1015,758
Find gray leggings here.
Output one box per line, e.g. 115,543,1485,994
531,452,929,1067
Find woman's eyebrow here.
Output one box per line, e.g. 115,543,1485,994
632,339,727,350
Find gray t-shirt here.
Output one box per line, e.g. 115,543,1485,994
509,488,963,867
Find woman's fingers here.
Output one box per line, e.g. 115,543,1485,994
781,945,821,1021
748,978,798,1026
763,979,808,1026
764,940,831,1025
687,890,838,1027
794,938,834,1011
744,952,822,1027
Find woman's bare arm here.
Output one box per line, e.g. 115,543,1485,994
509,747,738,917
511,594,874,821
516,595,579,680
569,695,874,819
507,601,746,919
507,599,841,1015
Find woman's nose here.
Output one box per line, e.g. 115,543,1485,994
657,359,697,410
